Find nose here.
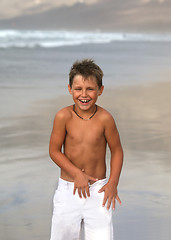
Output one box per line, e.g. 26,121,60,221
81,89,87,97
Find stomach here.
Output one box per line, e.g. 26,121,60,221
62,145,107,181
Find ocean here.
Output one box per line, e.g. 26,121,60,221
1,30,171,48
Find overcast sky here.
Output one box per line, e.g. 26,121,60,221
0,0,99,19
0,0,167,19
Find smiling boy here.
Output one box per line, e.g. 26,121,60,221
49,59,123,240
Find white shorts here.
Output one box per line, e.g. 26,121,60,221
50,178,113,240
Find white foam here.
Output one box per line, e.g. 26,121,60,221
0,30,171,48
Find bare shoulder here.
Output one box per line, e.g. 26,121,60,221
53,105,73,128
97,106,115,124
54,105,72,120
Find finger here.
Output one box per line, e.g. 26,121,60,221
86,185,90,197
112,198,115,210
78,187,82,198
102,194,108,207
116,195,122,205
98,186,105,193
107,197,112,210
73,186,77,195
82,188,87,199
88,175,98,182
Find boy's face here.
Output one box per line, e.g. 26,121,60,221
68,75,104,112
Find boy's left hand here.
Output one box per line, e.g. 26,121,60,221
98,182,121,210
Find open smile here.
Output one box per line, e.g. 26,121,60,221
79,99,90,104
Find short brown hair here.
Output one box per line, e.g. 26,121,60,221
69,59,103,89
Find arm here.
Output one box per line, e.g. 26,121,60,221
49,109,97,198
98,113,123,210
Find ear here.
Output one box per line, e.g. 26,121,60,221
98,85,104,96
68,84,72,95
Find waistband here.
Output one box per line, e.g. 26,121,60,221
58,177,107,188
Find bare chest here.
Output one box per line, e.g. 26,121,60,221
66,119,105,145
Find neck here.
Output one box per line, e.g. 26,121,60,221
73,105,97,121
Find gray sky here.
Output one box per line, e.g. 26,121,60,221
0,0,167,19
0,0,98,19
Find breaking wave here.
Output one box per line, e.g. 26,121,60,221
0,30,171,48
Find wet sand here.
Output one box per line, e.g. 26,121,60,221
0,42,171,240
1,82,171,240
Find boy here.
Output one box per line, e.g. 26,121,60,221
49,59,123,240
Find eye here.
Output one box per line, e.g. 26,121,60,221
74,88,82,91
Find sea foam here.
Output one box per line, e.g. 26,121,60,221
0,30,171,48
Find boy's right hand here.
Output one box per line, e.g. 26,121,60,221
73,171,98,198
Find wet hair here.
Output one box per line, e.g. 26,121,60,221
69,59,103,89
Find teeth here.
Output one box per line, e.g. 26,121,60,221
80,100,89,103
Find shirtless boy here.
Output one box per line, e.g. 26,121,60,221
49,59,123,240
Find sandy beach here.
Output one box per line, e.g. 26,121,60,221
0,41,171,240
